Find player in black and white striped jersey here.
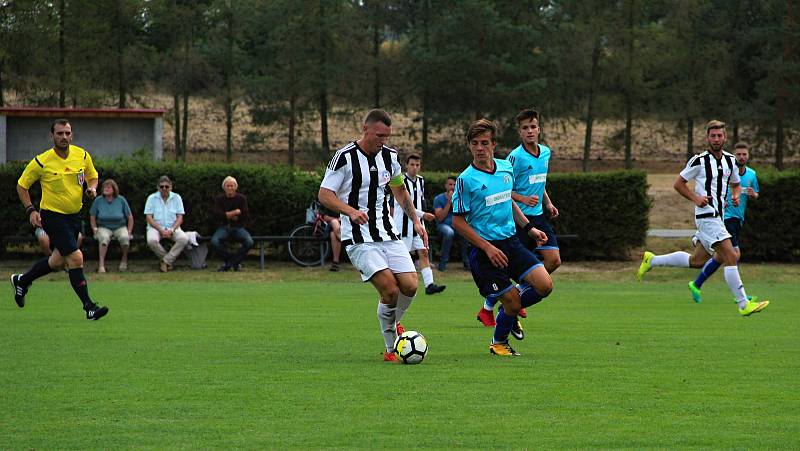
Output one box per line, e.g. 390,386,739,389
318,109,429,361
637,120,769,316
390,154,445,295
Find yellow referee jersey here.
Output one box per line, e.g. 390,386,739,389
18,145,99,215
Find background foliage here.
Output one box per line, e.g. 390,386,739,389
0,159,320,240
738,170,800,261
1,0,798,168
2,162,650,260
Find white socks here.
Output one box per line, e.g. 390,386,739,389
723,266,749,307
378,291,416,351
395,291,415,324
377,302,397,352
651,251,690,268
421,267,434,287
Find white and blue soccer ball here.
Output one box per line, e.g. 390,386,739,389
393,330,428,364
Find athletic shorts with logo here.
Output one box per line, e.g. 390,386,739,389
468,236,542,299
400,234,426,252
346,240,417,282
693,217,732,254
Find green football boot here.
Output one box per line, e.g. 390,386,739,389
739,297,769,317
636,251,654,281
688,281,702,303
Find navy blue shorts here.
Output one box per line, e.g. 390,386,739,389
40,210,82,255
516,214,558,251
468,236,543,299
724,217,742,248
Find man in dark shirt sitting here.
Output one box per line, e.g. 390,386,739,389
212,176,254,271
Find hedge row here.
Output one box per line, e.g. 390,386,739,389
0,160,649,260
394,170,650,260
738,170,800,262
0,159,320,240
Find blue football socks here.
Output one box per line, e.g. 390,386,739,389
519,282,545,307
493,308,516,343
694,258,722,289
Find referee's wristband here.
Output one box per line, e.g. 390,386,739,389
523,222,534,233
25,205,37,215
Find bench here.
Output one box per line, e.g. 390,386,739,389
2,233,328,270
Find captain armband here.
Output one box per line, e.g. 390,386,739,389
388,175,404,187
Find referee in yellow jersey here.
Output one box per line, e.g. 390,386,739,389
11,119,109,320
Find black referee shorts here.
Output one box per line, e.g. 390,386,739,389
40,210,82,256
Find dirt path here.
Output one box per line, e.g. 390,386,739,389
647,173,696,229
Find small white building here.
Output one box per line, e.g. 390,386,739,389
0,107,165,162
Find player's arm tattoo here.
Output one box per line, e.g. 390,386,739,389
400,194,418,221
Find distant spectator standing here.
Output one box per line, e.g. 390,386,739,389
90,179,134,273
433,176,470,271
145,175,188,272
211,176,254,271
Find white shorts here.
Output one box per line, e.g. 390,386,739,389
693,217,732,254
346,240,416,282
400,234,426,252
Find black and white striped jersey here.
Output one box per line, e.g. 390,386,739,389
390,174,426,238
679,150,740,218
320,141,402,244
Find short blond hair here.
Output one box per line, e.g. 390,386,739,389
706,120,725,134
221,176,238,189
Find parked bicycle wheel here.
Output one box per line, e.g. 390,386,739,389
287,223,331,267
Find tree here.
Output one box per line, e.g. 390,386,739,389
657,0,730,161
245,0,318,166
403,0,547,165
605,0,665,169
549,0,616,171
148,0,210,161
750,0,800,169
203,0,251,161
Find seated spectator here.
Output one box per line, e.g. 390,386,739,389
433,176,470,271
319,203,342,272
89,179,134,273
144,175,188,272
211,176,254,271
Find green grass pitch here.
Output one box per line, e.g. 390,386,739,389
1,265,798,449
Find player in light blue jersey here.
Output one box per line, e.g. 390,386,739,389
476,108,562,328
452,119,554,356
688,142,759,303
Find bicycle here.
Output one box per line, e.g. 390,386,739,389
287,202,332,267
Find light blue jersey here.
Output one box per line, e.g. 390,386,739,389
507,143,551,216
452,159,516,241
725,166,758,221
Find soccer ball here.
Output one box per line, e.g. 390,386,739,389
393,330,428,364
